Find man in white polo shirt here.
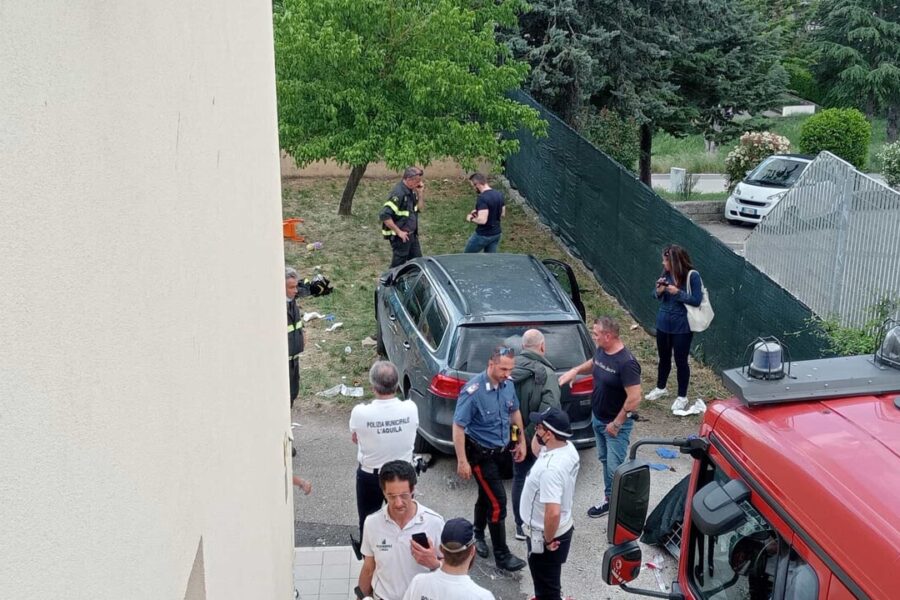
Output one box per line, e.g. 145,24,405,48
402,518,495,600
519,407,580,600
350,361,419,555
359,460,444,600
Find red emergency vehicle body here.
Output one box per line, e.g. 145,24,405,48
679,392,900,599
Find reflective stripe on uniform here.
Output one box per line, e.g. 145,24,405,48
289,354,301,360
383,199,409,217
382,229,397,236
288,322,303,332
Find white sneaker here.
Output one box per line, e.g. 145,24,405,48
645,387,668,401
671,396,689,412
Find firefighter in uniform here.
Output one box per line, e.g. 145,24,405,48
380,167,425,268
452,345,528,572
286,267,304,407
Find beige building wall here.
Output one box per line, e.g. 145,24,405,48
0,3,292,599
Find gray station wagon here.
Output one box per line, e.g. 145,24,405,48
375,253,597,454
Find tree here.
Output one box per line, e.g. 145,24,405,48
668,0,788,153
504,0,606,125
812,0,900,141
274,0,546,214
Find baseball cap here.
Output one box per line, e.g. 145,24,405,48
440,518,475,552
529,406,573,438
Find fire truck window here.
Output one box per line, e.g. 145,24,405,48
783,549,817,600
688,463,781,599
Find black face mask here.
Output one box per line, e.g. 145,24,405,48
536,431,548,446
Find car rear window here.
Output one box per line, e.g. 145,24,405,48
451,324,591,372
745,157,809,187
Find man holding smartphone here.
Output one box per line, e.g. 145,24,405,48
358,460,444,600
519,407,580,600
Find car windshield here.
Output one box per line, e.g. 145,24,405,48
744,157,808,188
451,323,590,373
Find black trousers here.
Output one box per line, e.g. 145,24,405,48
655,330,693,397
356,467,384,538
512,448,537,527
472,452,509,529
388,232,422,268
289,358,300,407
526,527,574,600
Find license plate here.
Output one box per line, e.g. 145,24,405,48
580,398,591,407
741,207,757,216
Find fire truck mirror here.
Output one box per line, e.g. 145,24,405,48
607,459,651,545
602,540,642,585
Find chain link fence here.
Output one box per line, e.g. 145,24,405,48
745,152,900,328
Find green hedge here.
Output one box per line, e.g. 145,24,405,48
799,108,872,169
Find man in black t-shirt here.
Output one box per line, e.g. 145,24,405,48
463,172,505,253
560,316,642,518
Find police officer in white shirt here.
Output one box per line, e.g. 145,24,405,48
359,460,444,600
519,407,580,600
402,518,495,600
350,361,419,555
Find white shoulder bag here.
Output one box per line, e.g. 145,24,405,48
684,269,714,332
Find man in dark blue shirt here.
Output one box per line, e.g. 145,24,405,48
464,172,505,253
452,345,527,572
560,317,642,518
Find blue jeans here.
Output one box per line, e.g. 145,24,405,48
592,415,634,501
464,232,501,253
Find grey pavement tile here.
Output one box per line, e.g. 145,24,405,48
294,550,325,566
320,594,350,600
295,579,320,598
294,564,323,581
319,579,350,596
321,564,350,580
322,549,351,566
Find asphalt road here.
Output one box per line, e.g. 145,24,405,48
293,404,697,599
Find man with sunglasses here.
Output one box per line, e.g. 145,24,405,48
358,460,444,600
452,345,527,572
402,518,495,600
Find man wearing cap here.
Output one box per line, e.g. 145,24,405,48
380,167,425,268
358,460,444,600
452,345,527,572
402,518,495,600
350,361,419,557
559,316,641,518
519,407,580,600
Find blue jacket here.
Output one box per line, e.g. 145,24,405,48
654,271,703,334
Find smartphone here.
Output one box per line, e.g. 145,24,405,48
411,532,430,548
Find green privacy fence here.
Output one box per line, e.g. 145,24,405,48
504,92,829,370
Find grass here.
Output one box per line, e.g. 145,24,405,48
651,115,888,174
284,176,729,416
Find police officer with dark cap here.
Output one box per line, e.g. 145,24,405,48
452,345,527,572
380,167,425,268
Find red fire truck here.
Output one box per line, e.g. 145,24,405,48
601,334,900,600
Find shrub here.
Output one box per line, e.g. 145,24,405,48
724,131,792,191
878,141,900,188
784,62,825,105
576,108,640,171
798,108,871,169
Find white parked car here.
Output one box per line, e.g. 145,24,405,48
724,154,814,225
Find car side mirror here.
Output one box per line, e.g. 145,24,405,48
381,272,395,286
602,541,642,585
607,459,651,545
691,479,751,536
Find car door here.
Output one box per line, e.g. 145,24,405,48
542,258,586,321
379,266,421,375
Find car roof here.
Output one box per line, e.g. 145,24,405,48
424,253,577,319
709,393,900,598
766,153,815,162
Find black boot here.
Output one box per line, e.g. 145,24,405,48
474,505,490,558
489,522,526,572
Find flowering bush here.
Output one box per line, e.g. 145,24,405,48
878,141,900,188
724,131,792,191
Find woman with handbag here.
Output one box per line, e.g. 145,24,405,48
645,245,706,411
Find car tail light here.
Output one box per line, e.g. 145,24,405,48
429,374,467,399
570,375,593,396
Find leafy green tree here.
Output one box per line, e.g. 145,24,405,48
274,0,546,214
811,0,900,141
